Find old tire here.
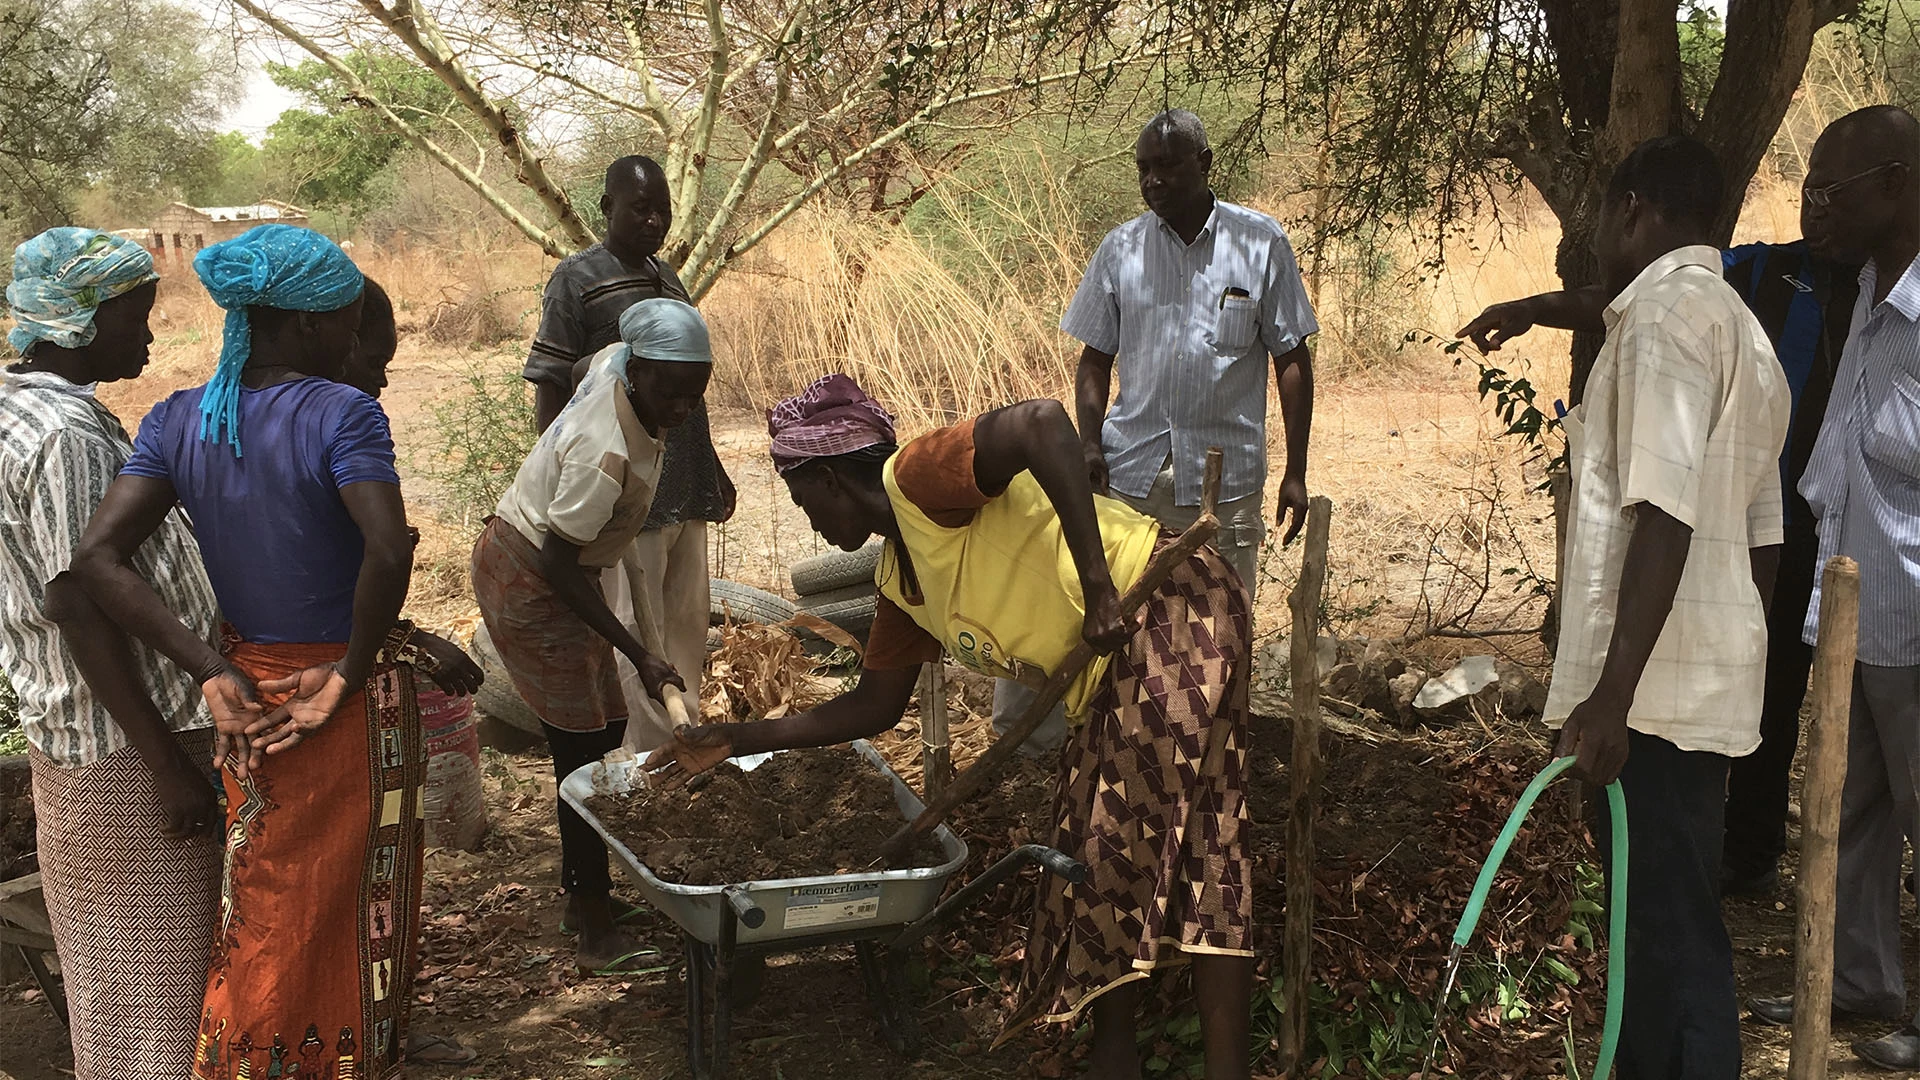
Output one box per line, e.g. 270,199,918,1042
469,622,542,735
797,587,878,645
709,579,798,628
789,542,881,598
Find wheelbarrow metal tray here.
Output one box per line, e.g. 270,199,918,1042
561,740,969,947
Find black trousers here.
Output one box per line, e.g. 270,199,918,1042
1591,732,1740,1080
1722,528,1819,879
545,719,628,894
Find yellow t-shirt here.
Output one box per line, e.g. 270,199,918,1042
864,419,1159,722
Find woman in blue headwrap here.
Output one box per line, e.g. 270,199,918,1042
73,224,425,1080
1,227,225,1080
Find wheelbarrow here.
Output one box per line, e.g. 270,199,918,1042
0,872,67,1027
561,739,1083,1079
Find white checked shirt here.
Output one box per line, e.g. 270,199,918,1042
1799,256,1920,666
0,369,219,767
1061,200,1319,506
1545,247,1790,756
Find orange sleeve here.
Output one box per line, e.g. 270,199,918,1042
862,594,944,670
891,418,989,528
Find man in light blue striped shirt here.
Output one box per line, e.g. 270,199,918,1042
991,110,1319,756
1066,109,1320,588
1758,104,1920,1070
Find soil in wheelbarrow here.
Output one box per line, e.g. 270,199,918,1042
585,748,949,884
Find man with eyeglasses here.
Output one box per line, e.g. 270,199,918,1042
1459,126,1864,902
1734,103,1920,1072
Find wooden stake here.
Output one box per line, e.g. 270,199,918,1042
1790,555,1860,1080
920,661,951,801
1280,496,1332,1077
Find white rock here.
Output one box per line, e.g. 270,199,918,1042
1414,656,1500,710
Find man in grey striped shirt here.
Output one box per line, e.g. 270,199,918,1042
1754,104,1920,1071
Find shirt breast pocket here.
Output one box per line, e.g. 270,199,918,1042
1865,369,1920,484
1213,294,1260,353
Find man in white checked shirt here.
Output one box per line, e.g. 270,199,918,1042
1747,105,1920,1072
1549,136,1788,1080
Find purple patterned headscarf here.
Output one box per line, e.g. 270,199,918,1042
767,373,897,474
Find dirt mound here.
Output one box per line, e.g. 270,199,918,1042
585,749,947,884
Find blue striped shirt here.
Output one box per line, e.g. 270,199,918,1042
1061,201,1319,505
1800,256,1920,665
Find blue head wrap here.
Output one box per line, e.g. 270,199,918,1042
611,298,711,386
193,224,363,455
6,228,159,355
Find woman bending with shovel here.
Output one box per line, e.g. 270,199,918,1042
647,374,1255,1080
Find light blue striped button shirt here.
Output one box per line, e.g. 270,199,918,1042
1800,255,1920,665
1061,201,1319,506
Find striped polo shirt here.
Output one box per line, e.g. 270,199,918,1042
521,243,722,529
1799,255,1920,666
0,368,219,767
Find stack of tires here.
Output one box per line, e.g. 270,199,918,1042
785,541,882,650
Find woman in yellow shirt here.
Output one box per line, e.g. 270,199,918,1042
648,374,1255,1080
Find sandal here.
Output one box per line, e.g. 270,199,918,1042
576,945,667,977
406,1032,478,1065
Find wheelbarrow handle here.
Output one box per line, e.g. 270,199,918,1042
887,844,1085,955
723,885,766,930
1027,845,1088,884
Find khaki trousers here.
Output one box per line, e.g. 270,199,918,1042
602,521,710,753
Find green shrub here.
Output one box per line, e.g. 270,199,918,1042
414,361,536,526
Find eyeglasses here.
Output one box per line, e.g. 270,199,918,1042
1802,161,1907,208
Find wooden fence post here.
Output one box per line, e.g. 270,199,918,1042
1280,496,1333,1077
1789,555,1860,1080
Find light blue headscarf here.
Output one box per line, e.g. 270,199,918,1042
6,228,159,355
611,298,712,387
193,224,363,456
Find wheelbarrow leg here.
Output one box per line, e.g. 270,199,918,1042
712,910,737,1080
856,940,921,1055
19,942,67,1028
682,932,708,1079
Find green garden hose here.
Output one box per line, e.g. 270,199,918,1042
1420,756,1627,1079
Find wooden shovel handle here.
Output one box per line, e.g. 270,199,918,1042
661,685,695,729
879,448,1225,861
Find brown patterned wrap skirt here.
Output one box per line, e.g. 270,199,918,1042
29,728,222,1080
1015,541,1253,1026
470,516,627,733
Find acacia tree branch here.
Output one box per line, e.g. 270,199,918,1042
726,48,1172,270
682,40,794,297
622,18,685,179
445,37,670,134
662,0,732,262
226,0,574,257
360,0,595,249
